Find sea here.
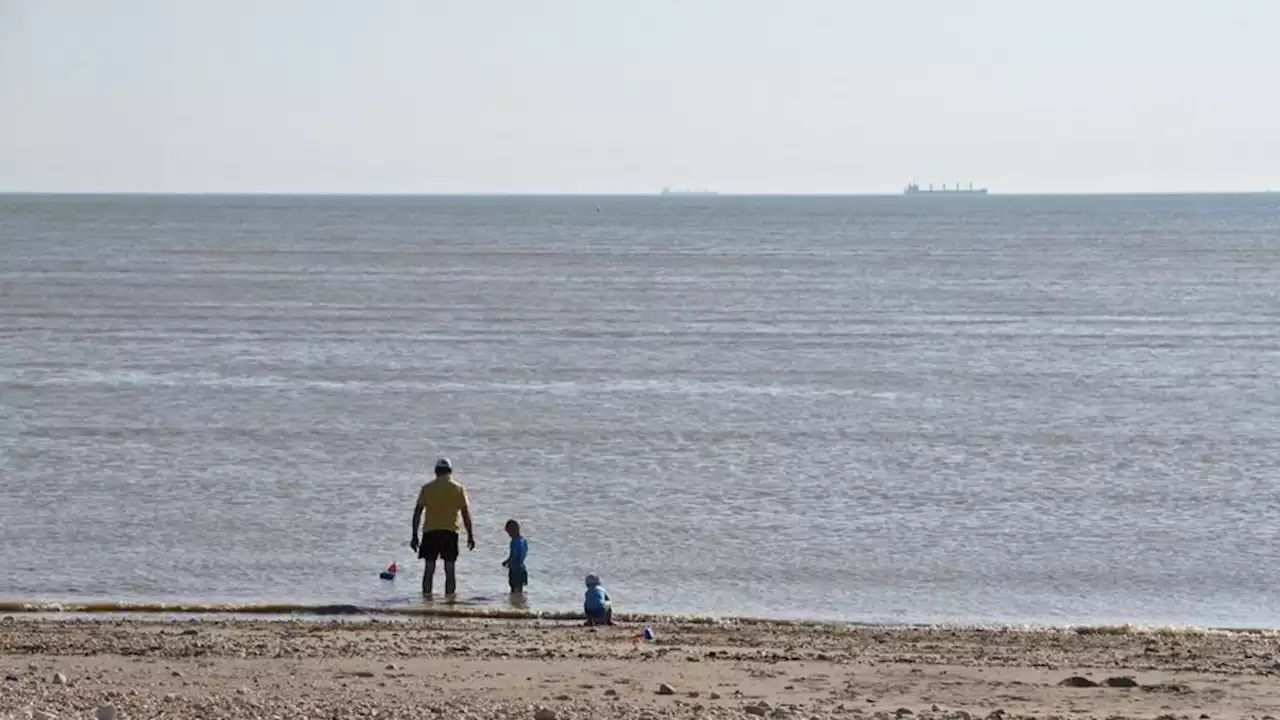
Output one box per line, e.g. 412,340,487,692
2,193,1279,628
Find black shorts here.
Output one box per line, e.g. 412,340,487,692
418,530,459,562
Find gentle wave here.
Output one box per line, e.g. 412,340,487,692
2,600,1277,636
0,600,757,625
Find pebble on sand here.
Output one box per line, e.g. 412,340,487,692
657,683,677,695
534,708,557,720
1057,676,1099,688
52,672,68,685
96,705,118,720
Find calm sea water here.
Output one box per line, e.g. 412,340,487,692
2,194,1279,627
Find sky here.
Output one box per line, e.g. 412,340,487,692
1,0,1278,194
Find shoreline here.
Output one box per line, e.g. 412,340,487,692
3,600,1280,636
4,616,1280,719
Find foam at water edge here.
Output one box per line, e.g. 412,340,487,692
2,601,1277,635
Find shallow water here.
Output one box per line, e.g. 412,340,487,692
3,194,1279,627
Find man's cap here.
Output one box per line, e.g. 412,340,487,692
434,457,452,471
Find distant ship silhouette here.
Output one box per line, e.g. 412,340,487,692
660,187,719,197
904,182,988,196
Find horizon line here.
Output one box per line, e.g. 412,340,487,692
0,189,1275,198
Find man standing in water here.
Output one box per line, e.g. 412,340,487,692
410,458,475,596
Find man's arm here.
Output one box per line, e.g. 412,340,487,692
411,502,423,551
461,505,475,551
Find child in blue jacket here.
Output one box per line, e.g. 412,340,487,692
583,574,613,626
502,519,529,593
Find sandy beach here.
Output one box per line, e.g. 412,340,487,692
3,615,1280,720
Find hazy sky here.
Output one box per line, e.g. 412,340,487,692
2,0,1277,194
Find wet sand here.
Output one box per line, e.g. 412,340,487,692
3,615,1280,719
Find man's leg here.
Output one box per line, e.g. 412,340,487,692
443,561,457,596
441,531,460,596
422,561,435,596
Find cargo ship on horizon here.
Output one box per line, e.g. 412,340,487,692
904,182,988,196
660,187,719,197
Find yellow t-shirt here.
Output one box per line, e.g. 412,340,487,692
416,477,469,533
